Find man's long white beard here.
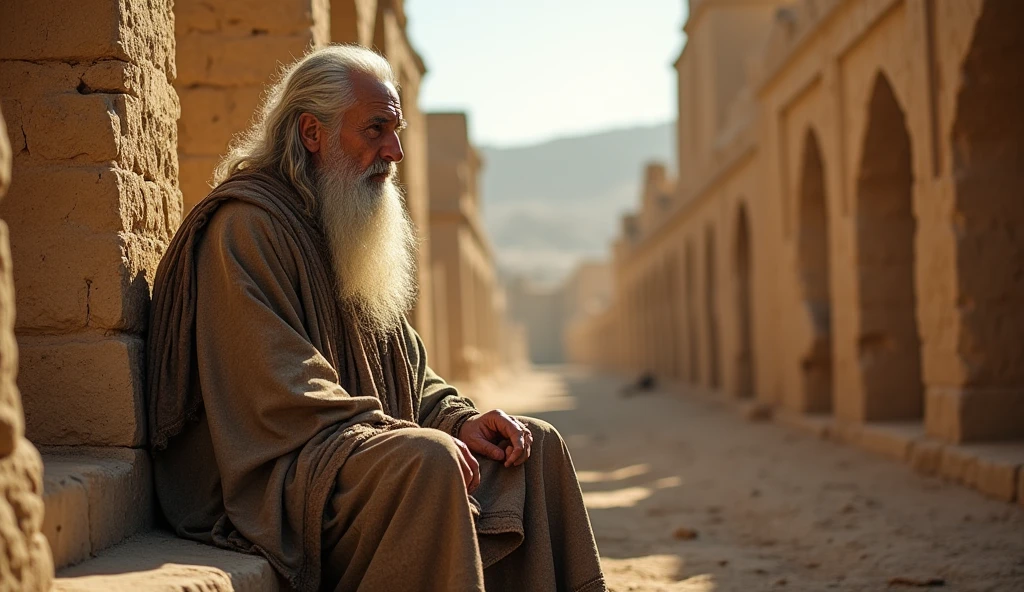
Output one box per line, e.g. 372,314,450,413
316,151,418,338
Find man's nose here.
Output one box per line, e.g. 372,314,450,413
380,131,404,163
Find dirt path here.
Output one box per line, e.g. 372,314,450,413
469,367,1024,592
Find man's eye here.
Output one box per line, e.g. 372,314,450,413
367,125,382,137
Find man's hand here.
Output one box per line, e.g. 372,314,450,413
450,435,480,494
458,410,534,468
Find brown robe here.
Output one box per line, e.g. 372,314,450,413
147,171,605,591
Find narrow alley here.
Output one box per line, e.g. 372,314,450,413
473,369,1024,592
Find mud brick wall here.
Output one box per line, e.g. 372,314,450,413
0,0,180,446
175,0,330,211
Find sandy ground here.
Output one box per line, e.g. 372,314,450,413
469,367,1024,592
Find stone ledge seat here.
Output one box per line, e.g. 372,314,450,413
54,531,280,592
42,449,281,591
42,447,154,569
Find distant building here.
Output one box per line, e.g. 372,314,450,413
575,0,1024,502
428,112,524,381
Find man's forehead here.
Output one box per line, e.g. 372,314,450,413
350,72,402,117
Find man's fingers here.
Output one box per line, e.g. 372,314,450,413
505,430,526,467
451,437,474,491
470,438,506,462
476,411,535,468
464,444,480,491
488,413,525,467
514,427,534,467
469,455,481,494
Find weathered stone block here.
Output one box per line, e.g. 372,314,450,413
119,173,181,239
41,462,92,568
908,438,943,476
177,86,262,154
117,0,176,77
974,456,1019,503
175,33,314,87
23,94,121,162
855,421,923,462
2,165,125,234
0,0,121,61
116,79,181,185
0,62,82,99
8,232,150,333
938,444,1024,503
939,446,978,489
949,443,1024,503
41,448,153,569
176,0,319,35
20,336,145,447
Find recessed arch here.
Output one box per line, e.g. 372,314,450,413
663,255,681,380
734,202,755,398
796,128,833,413
684,241,700,384
704,225,721,389
948,0,1024,427
854,72,923,421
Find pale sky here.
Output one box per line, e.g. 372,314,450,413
405,1,688,148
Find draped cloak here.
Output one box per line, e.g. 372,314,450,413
146,171,487,591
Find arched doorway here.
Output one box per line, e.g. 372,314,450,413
796,129,832,413
735,204,755,398
705,226,721,389
685,241,700,384
855,73,922,421
949,0,1024,438
664,256,681,380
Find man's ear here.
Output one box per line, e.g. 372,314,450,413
298,113,322,154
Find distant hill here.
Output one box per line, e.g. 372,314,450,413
480,122,674,285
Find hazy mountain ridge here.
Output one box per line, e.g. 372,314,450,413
479,122,674,284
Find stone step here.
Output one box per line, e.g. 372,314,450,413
54,530,280,592
41,447,153,569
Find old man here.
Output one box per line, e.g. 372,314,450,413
146,45,606,592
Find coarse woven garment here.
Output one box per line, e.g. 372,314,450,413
146,170,605,591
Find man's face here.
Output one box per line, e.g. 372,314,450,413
325,71,406,182
312,71,417,338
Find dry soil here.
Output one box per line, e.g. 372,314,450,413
470,367,1024,592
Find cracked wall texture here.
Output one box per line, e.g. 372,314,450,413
0,0,180,446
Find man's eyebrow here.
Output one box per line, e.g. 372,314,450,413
368,114,408,130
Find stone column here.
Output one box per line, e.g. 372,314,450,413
0,103,52,592
175,0,331,212
0,0,179,447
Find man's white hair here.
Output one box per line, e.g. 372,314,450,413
213,44,398,212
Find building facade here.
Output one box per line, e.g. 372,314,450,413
571,0,1024,503
427,113,520,382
